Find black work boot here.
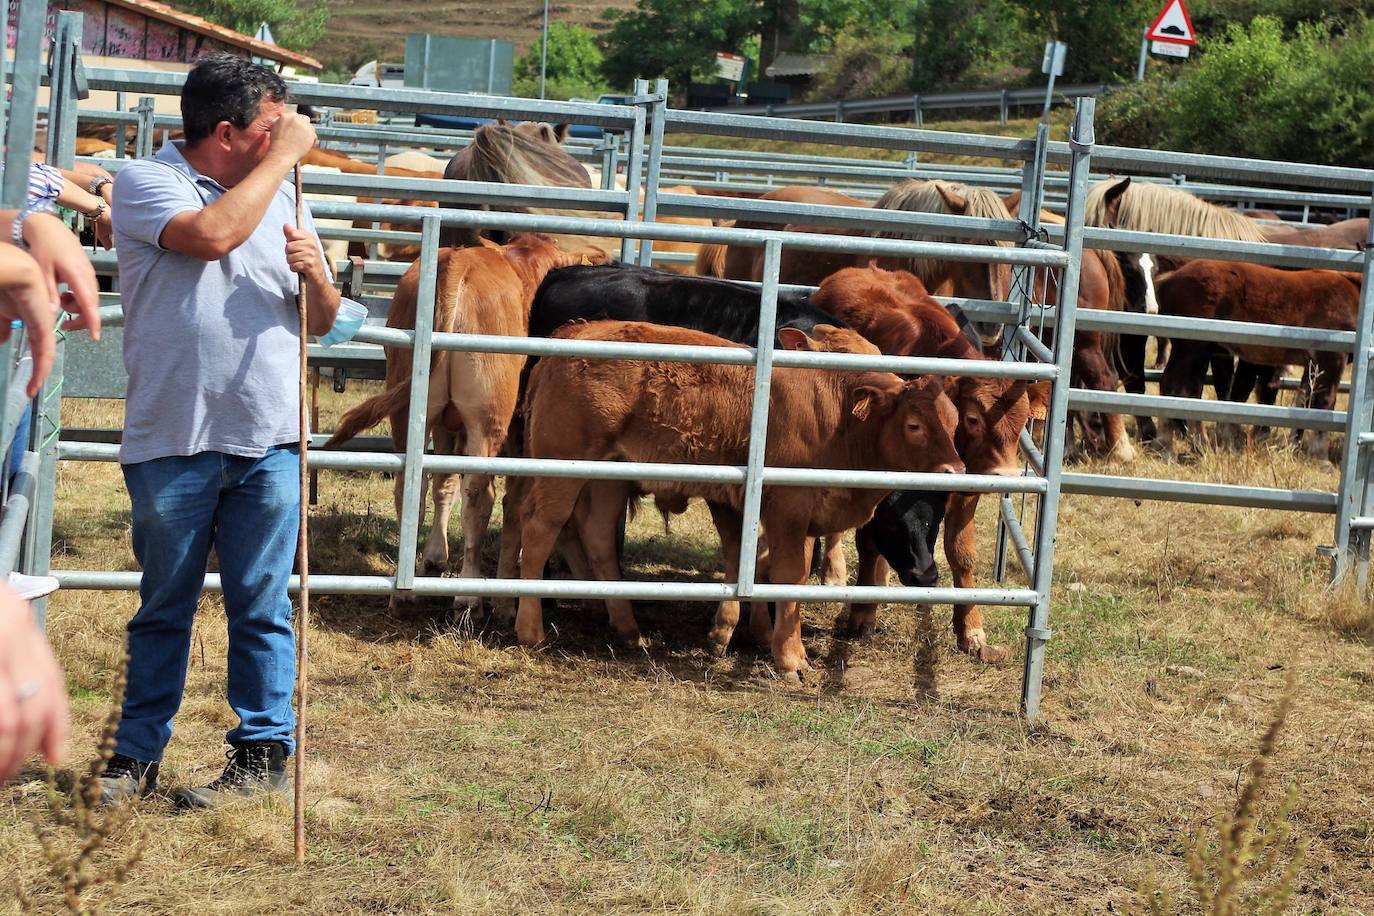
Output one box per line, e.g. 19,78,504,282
98,753,160,805
173,741,288,810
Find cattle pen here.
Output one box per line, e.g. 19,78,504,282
1,0,1373,720
6,2,1374,910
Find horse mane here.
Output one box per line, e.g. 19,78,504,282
449,121,591,190
1085,179,1272,242
873,179,1012,287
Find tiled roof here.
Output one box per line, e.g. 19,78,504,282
105,0,323,70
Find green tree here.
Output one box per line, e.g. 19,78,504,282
910,0,1030,91
174,0,328,53
600,0,765,91
1019,0,1159,83
514,23,608,100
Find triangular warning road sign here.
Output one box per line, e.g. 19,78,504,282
1147,0,1196,45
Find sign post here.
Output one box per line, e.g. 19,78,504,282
1040,40,1066,121
1141,0,1197,73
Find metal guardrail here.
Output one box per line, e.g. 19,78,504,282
702,83,1117,126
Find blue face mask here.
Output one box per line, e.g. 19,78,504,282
316,298,368,347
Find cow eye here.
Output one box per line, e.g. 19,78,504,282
965,414,982,429
906,421,924,435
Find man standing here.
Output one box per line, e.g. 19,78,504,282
100,54,339,809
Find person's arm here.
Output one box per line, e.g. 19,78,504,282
159,114,317,261
39,165,113,249
0,585,68,781
0,237,56,396
284,223,341,337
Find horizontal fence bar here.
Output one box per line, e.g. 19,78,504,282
1069,389,1344,431
1060,473,1337,513
77,67,642,126
49,570,1040,606
1351,517,1374,531
57,442,1047,494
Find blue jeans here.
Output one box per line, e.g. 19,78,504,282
116,446,300,762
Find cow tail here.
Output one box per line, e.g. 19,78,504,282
322,381,412,448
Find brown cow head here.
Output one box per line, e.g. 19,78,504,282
852,375,964,475
946,377,1049,476
777,324,880,355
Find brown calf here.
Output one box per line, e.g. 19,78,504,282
811,266,1048,662
324,234,608,608
516,320,964,677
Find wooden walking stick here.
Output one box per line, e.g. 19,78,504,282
292,163,311,865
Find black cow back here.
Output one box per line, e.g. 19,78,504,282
528,263,843,344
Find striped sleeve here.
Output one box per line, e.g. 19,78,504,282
26,163,63,210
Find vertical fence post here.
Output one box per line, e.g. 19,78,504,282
25,11,86,625
1021,98,1094,723
735,239,782,598
636,78,667,267
393,215,441,595
598,134,617,191
619,78,648,263
134,96,155,158
1330,187,1374,589
999,88,1009,125
994,122,1049,584
114,90,127,158
2,0,45,209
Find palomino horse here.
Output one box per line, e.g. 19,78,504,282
1085,177,1276,444
324,234,610,612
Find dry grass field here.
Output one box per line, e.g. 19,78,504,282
4,378,1373,914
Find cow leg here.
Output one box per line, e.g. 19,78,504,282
452,418,507,612
420,425,459,578
493,474,526,624
847,522,889,639
765,531,813,679
515,478,585,647
820,532,847,586
705,502,745,655
945,493,1009,664
572,481,644,647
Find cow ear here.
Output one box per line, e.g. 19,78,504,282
1027,381,1051,421
935,182,969,214
776,327,812,350
552,122,571,143
850,385,887,421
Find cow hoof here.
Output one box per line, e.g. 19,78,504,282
515,623,546,647
421,560,447,578
1108,442,1137,464
780,670,804,686
975,644,1012,665
615,628,649,650
705,629,733,657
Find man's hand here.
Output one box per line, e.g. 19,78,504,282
21,212,101,341
284,224,326,286
267,114,317,169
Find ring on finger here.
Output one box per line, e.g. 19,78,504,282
14,680,41,702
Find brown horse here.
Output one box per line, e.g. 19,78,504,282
1002,191,1142,463
1155,261,1361,458
1265,217,1369,251
1086,177,1276,442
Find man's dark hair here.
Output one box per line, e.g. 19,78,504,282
181,53,288,145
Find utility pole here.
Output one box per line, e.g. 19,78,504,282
539,0,549,99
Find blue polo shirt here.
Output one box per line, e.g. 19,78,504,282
112,141,325,465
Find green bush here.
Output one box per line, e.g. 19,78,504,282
513,23,609,100
806,27,911,100
1099,15,1374,168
